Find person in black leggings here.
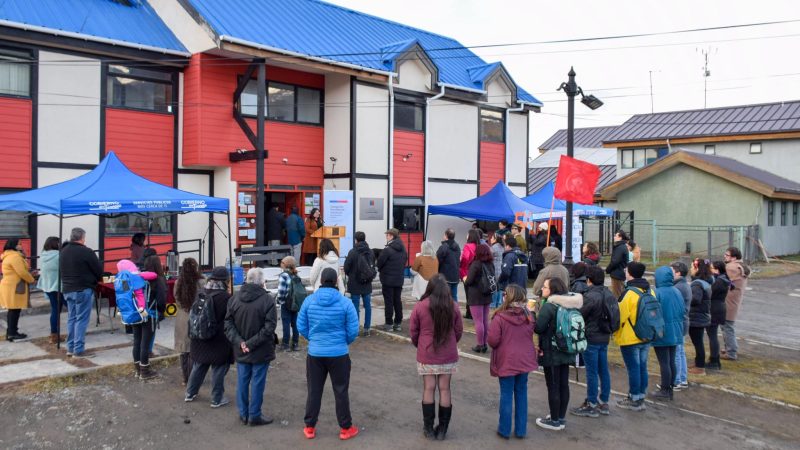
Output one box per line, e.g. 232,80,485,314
688,259,713,375
377,229,407,332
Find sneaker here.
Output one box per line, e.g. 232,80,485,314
721,354,737,361
66,351,74,357
290,342,299,352
339,425,359,440
674,382,689,391
210,398,230,408
570,401,599,418
383,324,393,332
535,417,564,431
239,416,248,426
392,324,402,332
597,402,610,416
616,396,645,411
74,352,95,359
303,426,316,439
184,394,197,402
279,343,290,352
248,416,273,426
361,329,371,337
650,390,672,400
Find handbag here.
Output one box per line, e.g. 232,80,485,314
15,280,27,295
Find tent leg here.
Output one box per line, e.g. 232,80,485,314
424,212,429,241
56,215,63,350
146,212,151,248
226,211,234,295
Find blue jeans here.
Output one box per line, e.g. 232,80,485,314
350,293,371,330
490,290,503,308
448,282,458,301
45,291,64,334
674,336,688,384
583,343,611,405
64,288,94,355
236,362,269,420
281,307,299,344
620,343,650,400
498,373,528,438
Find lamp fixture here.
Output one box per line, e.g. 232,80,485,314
402,153,413,162
282,158,288,164
580,93,603,110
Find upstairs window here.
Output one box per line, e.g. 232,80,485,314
394,100,423,131
107,65,173,113
240,80,323,125
620,148,664,169
480,109,504,143
750,142,762,154
0,49,32,97
704,145,715,155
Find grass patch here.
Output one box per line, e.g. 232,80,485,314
750,259,800,279
606,342,800,407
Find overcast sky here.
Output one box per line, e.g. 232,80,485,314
328,0,800,158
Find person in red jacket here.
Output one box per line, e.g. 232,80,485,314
409,274,463,441
487,285,537,439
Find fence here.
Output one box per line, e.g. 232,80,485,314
581,217,760,265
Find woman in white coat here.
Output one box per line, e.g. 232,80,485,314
309,238,345,293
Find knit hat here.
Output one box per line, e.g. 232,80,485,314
385,228,399,238
538,222,549,231
320,267,338,288
116,259,138,274
209,266,229,280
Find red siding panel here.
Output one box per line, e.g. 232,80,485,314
103,235,172,272
480,142,505,195
399,231,423,267
182,54,202,166
0,97,32,188
105,108,174,186
393,130,424,197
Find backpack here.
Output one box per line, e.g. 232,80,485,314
287,272,308,312
552,302,587,354
599,289,621,334
114,271,151,326
356,251,377,284
627,287,665,342
479,263,497,295
188,291,218,340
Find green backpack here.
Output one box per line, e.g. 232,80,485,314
286,272,308,312
552,303,588,354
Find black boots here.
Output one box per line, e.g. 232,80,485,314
706,358,722,371
435,404,452,440
422,402,436,439
133,362,141,379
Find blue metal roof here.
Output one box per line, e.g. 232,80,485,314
0,0,188,55
187,0,541,105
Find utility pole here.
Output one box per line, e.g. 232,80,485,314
649,70,654,113
701,48,712,108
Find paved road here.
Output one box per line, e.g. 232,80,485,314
736,273,800,350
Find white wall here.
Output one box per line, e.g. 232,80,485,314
148,0,217,53
213,167,236,266
486,78,513,108
428,99,478,179
36,168,99,256
38,51,100,164
177,173,211,266
396,58,432,93
355,83,389,175
324,73,351,175
508,185,527,198
507,113,528,184
425,181,476,245
354,178,388,246
324,178,350,191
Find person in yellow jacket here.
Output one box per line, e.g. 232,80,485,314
613,262,651,412
1,239,36,342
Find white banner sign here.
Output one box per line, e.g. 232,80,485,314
323,190,354,264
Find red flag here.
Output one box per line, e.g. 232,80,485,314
554,155,600,205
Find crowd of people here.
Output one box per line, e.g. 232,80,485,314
0,220,751,441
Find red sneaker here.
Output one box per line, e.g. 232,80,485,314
303,426,316,439
339,425,359,440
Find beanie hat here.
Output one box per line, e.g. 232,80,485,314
320,267,338,287
209,266,229,280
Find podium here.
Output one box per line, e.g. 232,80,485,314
311,226,346,254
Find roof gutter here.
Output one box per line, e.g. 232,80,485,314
437,82,486,95
220,35,396,78
516,99,543,109
0,19,191,57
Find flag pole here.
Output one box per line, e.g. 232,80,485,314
546,194,555,245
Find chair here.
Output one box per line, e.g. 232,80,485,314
261,267,283,283
296,266,313,280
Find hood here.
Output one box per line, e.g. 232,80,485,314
543,247,562,265
312,286,343,306
654,266,675,288
626,278,650,291
584,253,600,263
239,283,267,303
497,306,532,325
386,238,405,252
39,250,59,263
1,249,20,260
323,251,339,264
548,293,583,309
355,241,371,254
117,259,139,274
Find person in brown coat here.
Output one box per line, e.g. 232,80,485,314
173,257,206,385
1,239,35,341
531,247,570,298
302,208,322,265
722,247,748,361
411,240,439,300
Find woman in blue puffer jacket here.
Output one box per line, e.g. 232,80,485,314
650,266,686,400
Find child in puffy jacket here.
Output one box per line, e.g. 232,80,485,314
117,259,157,313
117,259,158,380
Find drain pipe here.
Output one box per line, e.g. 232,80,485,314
505,101,527,183
424,84,446,236
388,74,396,229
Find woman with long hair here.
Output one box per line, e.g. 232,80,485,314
464,244,495,353
409,274,463,440
37,236,63,344
488,285,537,439
308,238,344,292
173,257,205,384
303,207,323,265
1,239,35,342
707,261,731,371
411,240,439,300
582,242,600,266
688,258,713,375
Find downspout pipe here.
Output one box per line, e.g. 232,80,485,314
505,101,526,184
424,84,446,237
388,75,396,230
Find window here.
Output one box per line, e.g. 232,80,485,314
620,148,665,169
480,109,504,142
621,149,633,169
645,148,658,166
704,145,715,155
767,201,774,226
394,101,423,131
793,202,798,226
750,142,762,154
0,211,29,238
0,49,31,97
393,205,423,232
107,65,173,113
632,148,646,168
781,201,787,226
105,213,173,235
240,80,322,125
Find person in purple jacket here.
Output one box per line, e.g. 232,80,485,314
487,285,538,439
409,274,463,441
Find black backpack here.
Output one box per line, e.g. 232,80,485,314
599,288,621,334
356,251,377,284
479,263,497,295
188,291,218,340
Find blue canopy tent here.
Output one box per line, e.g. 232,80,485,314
0,152,232,347
522,181,614,219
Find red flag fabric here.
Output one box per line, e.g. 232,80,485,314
554,155,600,205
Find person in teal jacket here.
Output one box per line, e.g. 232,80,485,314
285,206,306,263
36,237,63,344
650,266,686,401
297,268,360,440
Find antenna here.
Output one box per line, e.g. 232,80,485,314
700,47,714,108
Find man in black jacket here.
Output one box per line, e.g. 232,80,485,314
605,230,629,299
60,227,102,357
436,228,461,301
343,231,374,336
266,204,286,265
224,268,277,426
377,228,407,332
571,266,615,418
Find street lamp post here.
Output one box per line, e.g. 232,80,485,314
558,67,602,268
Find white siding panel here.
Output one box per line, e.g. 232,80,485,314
355,178,388,245
426,181,475,244
324,178,349,191
324,74,351,174
509,185,527,198
396,58,432,93
36,168,99,253
355,83,389,175
177,173,210,266
38,51,100,165
428,100,478,179
213,167,236,267
507,113,528,184
486,78,513,108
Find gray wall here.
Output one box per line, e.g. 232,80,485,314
759,199,800,256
